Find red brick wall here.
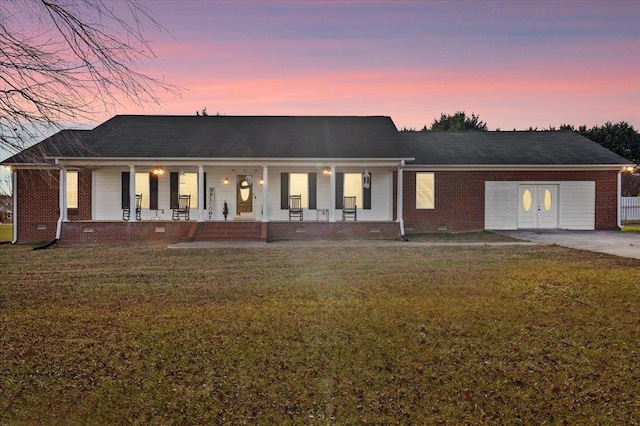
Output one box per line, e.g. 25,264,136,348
16,169,60,243
267,221,401,241
59,221,193,246
401,170,620,233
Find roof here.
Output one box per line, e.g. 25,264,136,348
400,131,633,166
3,115,410,163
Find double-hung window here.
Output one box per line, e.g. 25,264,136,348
66,171,78,209
416,172,435,209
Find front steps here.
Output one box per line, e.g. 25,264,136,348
190,222,263,242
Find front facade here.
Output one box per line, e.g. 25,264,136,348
2,115,634,245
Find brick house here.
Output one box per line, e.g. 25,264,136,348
1,115,634,245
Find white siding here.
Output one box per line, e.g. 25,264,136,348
558,181,595,230
485,182,518,230
94,169,126,220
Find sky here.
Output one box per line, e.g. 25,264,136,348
106,0,640,132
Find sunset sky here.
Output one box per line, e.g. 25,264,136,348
119,0,640,131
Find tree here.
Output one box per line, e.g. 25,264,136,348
0,0,176,155
428,111,488,131
575,122,640,166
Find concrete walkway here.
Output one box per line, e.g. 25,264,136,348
168,230,640,260
498,230,640,260
168,239,541,249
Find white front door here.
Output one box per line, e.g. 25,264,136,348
518,184,558,229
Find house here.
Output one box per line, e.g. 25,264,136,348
1,115,634,245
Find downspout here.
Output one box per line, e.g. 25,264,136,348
56,166,66,240
397,160,409,241
11,169,17,244
617,170,622,229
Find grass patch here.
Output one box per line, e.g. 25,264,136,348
1,244,639,423
622,224,640,232
0,224,12,242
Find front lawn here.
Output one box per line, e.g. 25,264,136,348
0,244,638,424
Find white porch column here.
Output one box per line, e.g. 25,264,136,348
329,165,336,222
198,165,205,222
11,169,17,244
262,165,269,222
397,161,406,238
129,165,136,222
59,167,68,222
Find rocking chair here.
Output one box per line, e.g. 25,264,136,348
342,196,357,221
172,194,191,221
123,194,142,221
288,194,303,221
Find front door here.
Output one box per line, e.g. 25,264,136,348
518,184,558,229
236,175,253,217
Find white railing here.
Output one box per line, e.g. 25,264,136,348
621,197,640,221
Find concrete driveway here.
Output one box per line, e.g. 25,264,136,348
498,230,640,260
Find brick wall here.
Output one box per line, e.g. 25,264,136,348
59,221,193,246
402,170,620,233
16,169,60,243
267,221,401,241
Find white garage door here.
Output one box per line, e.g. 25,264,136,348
485,181,595,230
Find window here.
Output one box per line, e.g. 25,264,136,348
135,173,150,208
344,173,362,207
67,171,78,209
290,173,308,208
181,172,198,208
416,173,434,209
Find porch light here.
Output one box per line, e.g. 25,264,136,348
259,177,264,185
322,168,331,175
151,167,164,175
624,166,636,173
223,177,229,185
3,165,11,172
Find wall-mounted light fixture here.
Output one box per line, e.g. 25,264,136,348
151,167,164,175
259,177,264,185
223,177,229,185
363,170,371,189
3,165,11,172
322,168,331,175
624,166,636,173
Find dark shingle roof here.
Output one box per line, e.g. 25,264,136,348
2,130,90,165
400,131,633,166
16,115,409,160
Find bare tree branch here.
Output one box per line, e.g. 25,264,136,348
0,0,178,157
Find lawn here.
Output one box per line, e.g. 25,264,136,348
0,223,12,242
1,243,639,424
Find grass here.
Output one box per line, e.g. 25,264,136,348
407,230,519,242
1,243,639,424
0,224,12,242
622,224,640,232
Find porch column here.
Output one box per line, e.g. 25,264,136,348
129,165,136,222
12,169,17,244
397,161,407,239
198,165,205,222
329,165,336,222
59,167,68,222
262,165,269,222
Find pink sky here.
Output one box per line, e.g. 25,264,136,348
99,0,638,132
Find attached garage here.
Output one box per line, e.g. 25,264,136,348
400,131,633,233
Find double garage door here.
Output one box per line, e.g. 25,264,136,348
485,181,595,230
